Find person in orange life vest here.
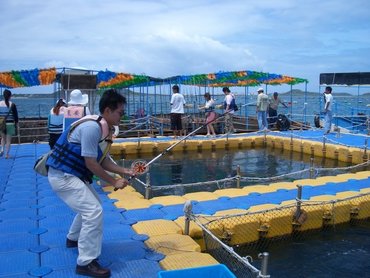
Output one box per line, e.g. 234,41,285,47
64,89,91,131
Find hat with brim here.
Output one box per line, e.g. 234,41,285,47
68,89,88,105
257,87,264,92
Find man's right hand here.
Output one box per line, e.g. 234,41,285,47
114,178,129,189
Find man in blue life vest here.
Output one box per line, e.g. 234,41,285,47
46,89,132,278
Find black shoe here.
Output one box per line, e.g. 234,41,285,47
76,259,111,278
66,238,78,248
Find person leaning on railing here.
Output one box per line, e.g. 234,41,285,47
0,89,19,159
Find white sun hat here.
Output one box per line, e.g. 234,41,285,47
68,89,88,105
257,87,264,92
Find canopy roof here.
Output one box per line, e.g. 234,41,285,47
320,72,370,86
0,67,308,89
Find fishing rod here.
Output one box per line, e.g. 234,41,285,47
114,108,234,191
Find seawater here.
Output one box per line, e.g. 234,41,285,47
119,147,359,197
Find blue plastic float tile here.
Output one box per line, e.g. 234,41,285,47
38,267,76,277
40,228,68,247
38,196,64,206
0,219,37,234
0,250,38,277
29,266,53,277
0,273,33,278
159,204,185,219
39,204,73,216
229,194,259,209
39,214,75,229
104,212,125,224
100,240,147,262
37,189,55,198
122,207,166,222
258,189,297,204
41,247,77,269
3,192,38,200
193,198,239,215
0,208,38,220
0,233,38,252
0,199,37,209
109,259,162,278
103,224,136,241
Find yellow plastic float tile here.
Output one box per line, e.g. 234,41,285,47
183,192,219,201
114,199,153,210
108,191,143,200
360,188,370,193
269,182,297,190
242,185,277,194
212,209,260,245
294,178,326,186
102,185,136,193
214,188,249,198
132,219,182,236
145,234,201,255
246,204,294,238
349,147,366,164
353,171,370,179
213,209,248,216
159,252,219,270
150,195,187,206
281,200,324,232
336,191,370,219
247,204,278,213
335,191,360,199
315,175,351,183
310,195,352,224
174,216,203,238
137,141,156,154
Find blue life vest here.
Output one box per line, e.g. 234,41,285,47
48,113,64,134
46,117,111,183
223,97,237,111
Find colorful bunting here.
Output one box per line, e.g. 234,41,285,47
0,68,307,89
96,70,149,89
0,68,56,88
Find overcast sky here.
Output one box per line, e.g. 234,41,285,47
1,0,369,93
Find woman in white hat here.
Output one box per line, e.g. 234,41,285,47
64,89,91,131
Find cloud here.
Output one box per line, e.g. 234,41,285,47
0,0,369,92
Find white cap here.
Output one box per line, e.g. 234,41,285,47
257,87,264,92
68,89,88,105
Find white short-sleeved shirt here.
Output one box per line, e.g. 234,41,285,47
325,93,333,111
224,94,235,114
170,93,186,114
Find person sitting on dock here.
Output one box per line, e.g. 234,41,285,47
170,85,186,139
47,98,67,149
46,89,132,278
199,92,217,137
64,89,91,131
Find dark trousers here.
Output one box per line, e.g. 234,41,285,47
268,107,277,128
